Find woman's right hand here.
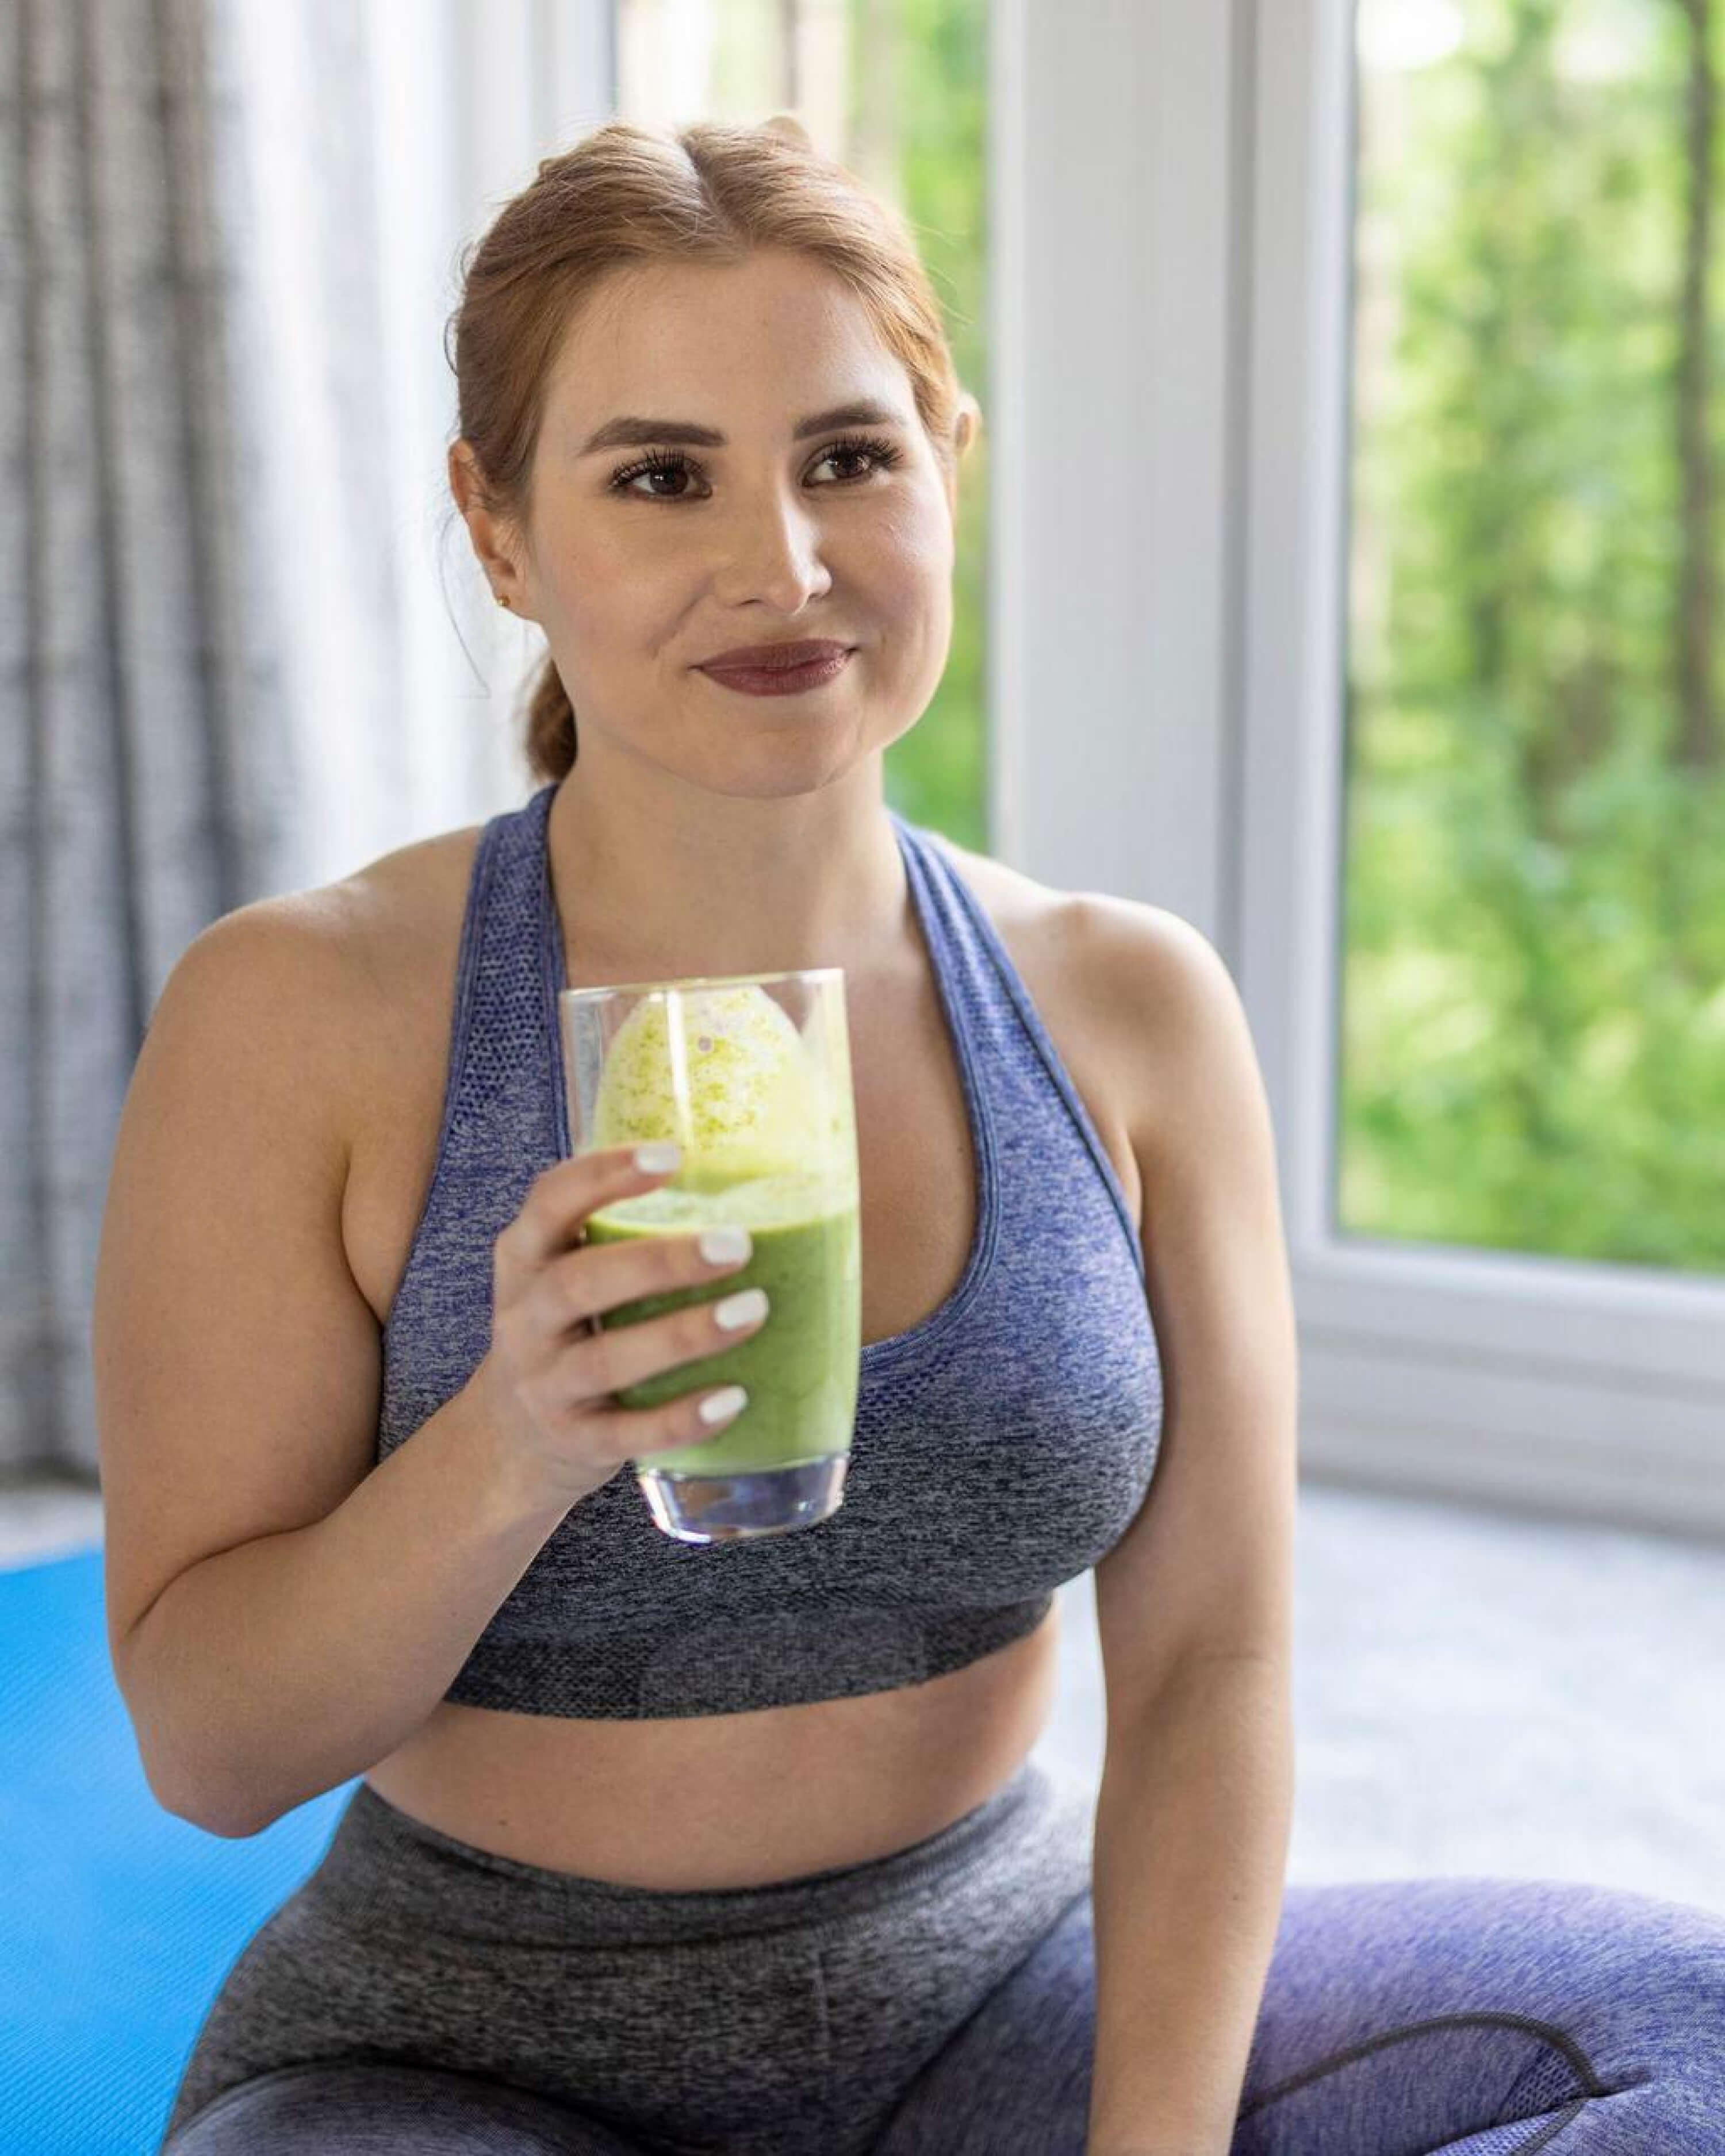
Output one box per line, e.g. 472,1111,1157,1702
468,1143,768,1506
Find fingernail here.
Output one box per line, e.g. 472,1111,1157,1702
634,1141,681,1173
714,1287,769,1331
700,1226,751,1265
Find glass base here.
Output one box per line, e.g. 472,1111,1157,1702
635,1452,850,1544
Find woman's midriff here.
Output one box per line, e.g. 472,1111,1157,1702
362,1605,1062,1889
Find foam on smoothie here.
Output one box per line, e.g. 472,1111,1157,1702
588,983,855,1219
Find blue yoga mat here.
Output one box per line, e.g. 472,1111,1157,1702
0,1547,355,2156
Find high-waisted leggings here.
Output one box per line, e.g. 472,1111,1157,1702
158,1755,1725,2155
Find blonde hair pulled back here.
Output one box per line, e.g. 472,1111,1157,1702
446,113,982,783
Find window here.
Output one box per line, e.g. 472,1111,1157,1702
1343,2,1723,1279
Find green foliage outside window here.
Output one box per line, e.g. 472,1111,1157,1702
850,0,992,852
1344,1,1724,1273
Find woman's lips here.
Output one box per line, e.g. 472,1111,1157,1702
697,648,854,696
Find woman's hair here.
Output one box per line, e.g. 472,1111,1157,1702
445,111,982,786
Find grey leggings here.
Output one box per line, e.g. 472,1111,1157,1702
159,1754,1096,2156
158,1754,1725,2154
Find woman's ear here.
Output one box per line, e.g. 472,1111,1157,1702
448,440,529,609
954,392,983,459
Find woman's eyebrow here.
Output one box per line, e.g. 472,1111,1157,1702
576,400,912,456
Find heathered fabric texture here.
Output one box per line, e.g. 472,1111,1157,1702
160,1781,1725,2155
159,1756,1096,2153
378,780,1164,1719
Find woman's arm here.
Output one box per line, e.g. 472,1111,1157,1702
1079,899,1300,2150
117,1378,573,1837
95,903,570,1836
1087,1658,1294,2155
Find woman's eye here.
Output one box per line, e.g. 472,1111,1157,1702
613,455,697,500
815,441,896,483
609,436,902,501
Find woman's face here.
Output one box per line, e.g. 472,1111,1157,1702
505,248,959,795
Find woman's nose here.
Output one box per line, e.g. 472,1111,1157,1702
711,491,832,605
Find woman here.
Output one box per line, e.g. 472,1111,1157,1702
95,116,1724,2156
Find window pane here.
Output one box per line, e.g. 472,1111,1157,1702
613,0,991,847
1341,0,1724,1275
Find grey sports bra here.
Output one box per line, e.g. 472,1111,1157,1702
377,780,1164,1717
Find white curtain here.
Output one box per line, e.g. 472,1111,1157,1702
222,0,533,891
3,0,534,1474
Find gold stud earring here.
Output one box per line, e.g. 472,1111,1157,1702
496,593,511,609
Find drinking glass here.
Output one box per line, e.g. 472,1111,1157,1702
558,968,861,1543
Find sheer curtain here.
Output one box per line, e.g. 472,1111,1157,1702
5,0,531,1475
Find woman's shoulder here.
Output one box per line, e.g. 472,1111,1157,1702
925,824,1198,980
917,826,1223,1178
918,828,1145,999
301,825,495,1102
334,820,488,969
171,822,490,1125
916,826,1056,933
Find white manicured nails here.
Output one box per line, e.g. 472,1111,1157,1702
700,1226,752,1265
714,1287,769,1331
699,1384,749,1426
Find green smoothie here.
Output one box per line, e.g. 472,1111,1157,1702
584,1169,861,1477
